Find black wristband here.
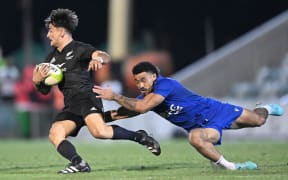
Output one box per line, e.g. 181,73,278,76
35,81,51,95
117,107,139,116
103,111,114,122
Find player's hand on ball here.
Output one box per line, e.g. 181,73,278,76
32,64,50,84
33,63,63,86
39,63,51,77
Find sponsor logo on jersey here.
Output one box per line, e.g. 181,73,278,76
57,63,66,68
234,108,240,112
55,63,67,72
90,107,97,111
168,104,183,115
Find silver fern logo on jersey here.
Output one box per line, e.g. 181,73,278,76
65,50,74,60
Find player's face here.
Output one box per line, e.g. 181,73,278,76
134,72,157,96
46,24,65,48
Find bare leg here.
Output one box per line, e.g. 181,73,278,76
189,128,236,169
230,108,268,129
254,107,268,119
49,120,77,148
49,120,91,174
189,128,221,161
85,113,114,139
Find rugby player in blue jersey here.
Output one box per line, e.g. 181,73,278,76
93,61,284,170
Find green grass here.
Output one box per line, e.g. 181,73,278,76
0,139,288,179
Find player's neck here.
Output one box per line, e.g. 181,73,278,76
57,36,73,52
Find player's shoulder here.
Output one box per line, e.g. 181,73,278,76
73,41,97,54
74,41,94,48
156,76,178,86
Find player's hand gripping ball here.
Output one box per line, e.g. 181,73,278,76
38,63,63,86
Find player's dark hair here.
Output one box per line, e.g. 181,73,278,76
45,8,78,33
132,61,160,77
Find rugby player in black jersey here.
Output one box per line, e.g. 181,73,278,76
32,8,160,174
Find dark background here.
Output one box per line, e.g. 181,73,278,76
1,0,288,71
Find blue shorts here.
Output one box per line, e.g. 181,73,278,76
202,102,243,145
181,100,243,145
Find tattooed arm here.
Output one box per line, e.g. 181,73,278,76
93,85,164,113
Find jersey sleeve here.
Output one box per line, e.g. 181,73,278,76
153,78,173,98
79,42,97,62
35,81,51,95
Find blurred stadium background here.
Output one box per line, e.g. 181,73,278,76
0,0,288,142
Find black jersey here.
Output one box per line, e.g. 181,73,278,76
45,40,96,105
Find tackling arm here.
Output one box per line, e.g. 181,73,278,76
112,92,164,113
93,85,165,113
103,106,140,123
91,50,111,64
88,50,111,71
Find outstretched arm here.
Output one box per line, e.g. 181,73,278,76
104,106,140,122
93,85,165,113
88,50,111,71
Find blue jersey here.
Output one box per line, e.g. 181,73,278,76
137,76,243,139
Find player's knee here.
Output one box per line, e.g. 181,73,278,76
189,133,204,149
90,127,109,139
48,126,57,142
90,129,102,138
48,131,59,145
48,124,64,144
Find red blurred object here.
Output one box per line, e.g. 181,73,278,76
123,51,174,90
93,63,111,84
52,86,64,111
14,65,52,110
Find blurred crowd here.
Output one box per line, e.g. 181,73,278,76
0,51,62,139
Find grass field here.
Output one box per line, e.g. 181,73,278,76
0,139,288,180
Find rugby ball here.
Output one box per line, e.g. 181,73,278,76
38,63,63,86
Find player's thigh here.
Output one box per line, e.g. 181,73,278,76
50,120,77,137
84,113,113,138
189,128,220,145
231,108,263,128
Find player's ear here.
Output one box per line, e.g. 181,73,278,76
152,73,157,80
60,28,65,38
